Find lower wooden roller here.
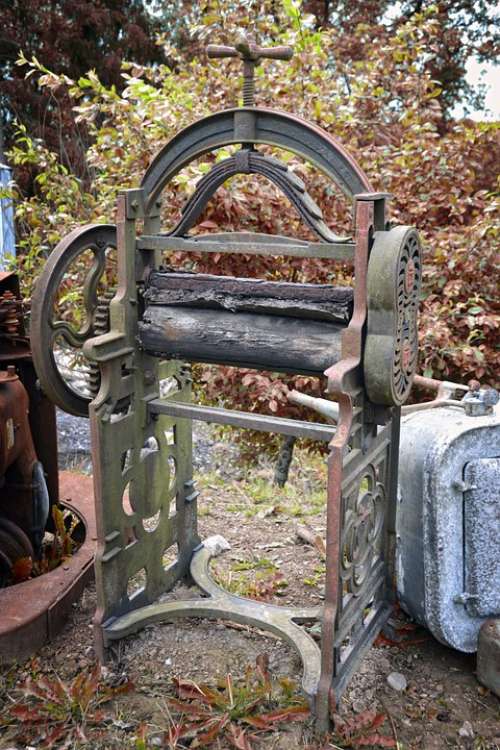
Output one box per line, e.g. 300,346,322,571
138,306,345,375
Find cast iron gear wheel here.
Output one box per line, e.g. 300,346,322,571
30,224,117,417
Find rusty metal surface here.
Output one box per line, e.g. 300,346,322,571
137,232,355,260
0,471,96,663
0,271,59,527
0,367,45,558
364,226,422,406
0,272,26,339
105,540,321,701
316,195,403,729
16,359,60,511
148,399,336,441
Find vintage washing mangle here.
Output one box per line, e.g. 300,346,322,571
30,40,422,728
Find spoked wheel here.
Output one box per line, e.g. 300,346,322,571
30,224,117,417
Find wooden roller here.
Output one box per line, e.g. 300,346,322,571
138,271,351,374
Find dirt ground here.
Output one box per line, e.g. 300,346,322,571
0,433,499,750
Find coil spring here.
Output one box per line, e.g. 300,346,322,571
0,291,22,338
242,74,255,107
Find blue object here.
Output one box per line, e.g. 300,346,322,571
0,162,15,269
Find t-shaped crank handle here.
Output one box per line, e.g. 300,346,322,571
207,40,293,106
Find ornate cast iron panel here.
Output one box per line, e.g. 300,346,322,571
30,39,421,731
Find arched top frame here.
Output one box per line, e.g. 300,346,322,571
140,107,373,216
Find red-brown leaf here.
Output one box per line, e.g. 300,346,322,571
226,724,255,750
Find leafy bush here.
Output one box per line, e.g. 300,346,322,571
7,2,499,429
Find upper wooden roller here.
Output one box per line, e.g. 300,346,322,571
139,270,353,375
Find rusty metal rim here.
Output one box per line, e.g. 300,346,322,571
0,472,96,663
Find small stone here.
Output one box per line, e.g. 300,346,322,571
387,671,407,691
458,720,474,739
203,535,231,556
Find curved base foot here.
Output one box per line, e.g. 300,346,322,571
102,539,322,701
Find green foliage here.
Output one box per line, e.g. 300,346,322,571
303,562,326,588
0,0,164,183
197,453,327,516
159,656,309,749
212,562,288,601
8,0,500,429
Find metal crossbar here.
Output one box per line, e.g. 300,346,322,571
147,399,336,441
137,233,355,259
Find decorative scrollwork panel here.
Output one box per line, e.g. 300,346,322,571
330,421,396,692
92,357,198,651
340,463,386,596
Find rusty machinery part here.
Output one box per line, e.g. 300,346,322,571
0,474,96,661
140,109,372,213
0,517,34,586
168,150,351,243
0,367,50,555
0,289,24,339
207,39,293,107
30,224,116,417
364,226,422,406
0,549,11,586
0,519,34,559
0,518,34,587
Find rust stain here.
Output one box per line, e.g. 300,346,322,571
0,472,96,663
